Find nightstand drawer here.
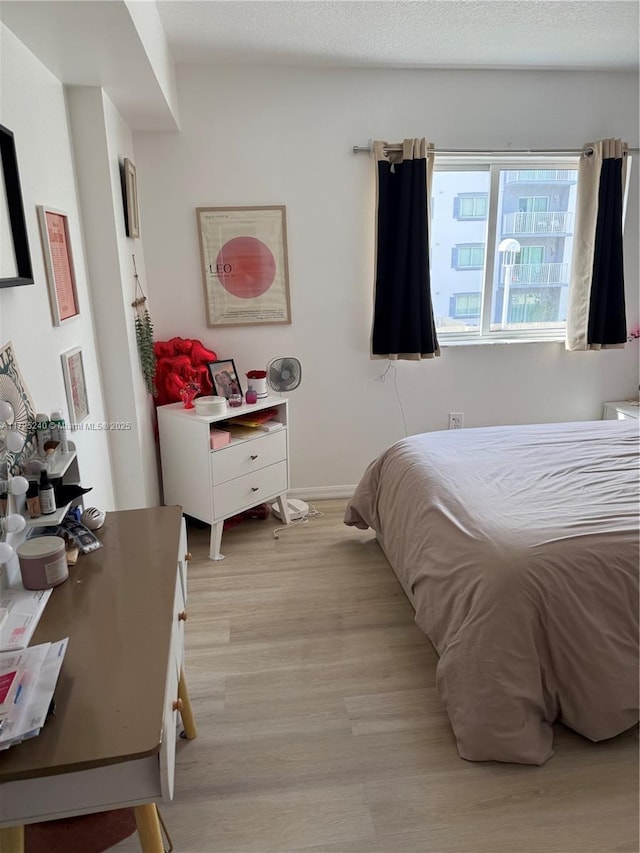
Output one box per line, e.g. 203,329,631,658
212,461,288,519
210,430,286,486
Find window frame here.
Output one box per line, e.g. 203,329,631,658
433,157,582,344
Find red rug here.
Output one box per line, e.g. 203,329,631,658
25,808,136,853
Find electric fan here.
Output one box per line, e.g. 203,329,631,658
266,356,306,521
266,357,302,393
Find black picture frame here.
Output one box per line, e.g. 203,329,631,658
121,157,140,238
207,359,242,399
0,124,34,288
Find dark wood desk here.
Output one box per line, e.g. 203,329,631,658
0,506,196,853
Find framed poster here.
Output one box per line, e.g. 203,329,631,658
123,158,140,238
197,205,291,327
0,124,33,288
37,206,79,325
61,347,89,425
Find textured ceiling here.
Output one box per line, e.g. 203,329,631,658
156,0,640,70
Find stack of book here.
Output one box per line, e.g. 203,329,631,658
228,408,283,432
0,637,68,750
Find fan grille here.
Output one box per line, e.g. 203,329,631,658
267,357,302,392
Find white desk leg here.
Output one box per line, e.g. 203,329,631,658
209,520,224,561
275,493,292,524
0,825,24,853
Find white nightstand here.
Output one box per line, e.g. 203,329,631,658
157,396,291,561
602,401,640,420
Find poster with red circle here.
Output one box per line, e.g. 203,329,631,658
197,206,291,326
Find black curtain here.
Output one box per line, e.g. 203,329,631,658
587,153,626,346
371,139,439,360
566,139,628,351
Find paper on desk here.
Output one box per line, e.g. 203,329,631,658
0,638,68,749
0,588,52,651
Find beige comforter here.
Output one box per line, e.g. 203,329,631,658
344,420,639,764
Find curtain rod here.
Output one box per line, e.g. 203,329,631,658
352,144,639,156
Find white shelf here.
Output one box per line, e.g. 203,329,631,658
159,396,286,426
27,449,77,480
25,501,72,527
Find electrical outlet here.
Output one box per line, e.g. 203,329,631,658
448,412,464,429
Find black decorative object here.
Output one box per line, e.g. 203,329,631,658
0,124,33,288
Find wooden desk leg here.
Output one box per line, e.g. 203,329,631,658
178,666,198,739
0,825,24,853
134,804,163,853
209,520,224,561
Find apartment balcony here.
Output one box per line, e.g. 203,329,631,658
503,170,576,183
502,210,573,235
500,262,569,287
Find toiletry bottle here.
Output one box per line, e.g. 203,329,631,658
35,413,51,459
50,410,69,454
26,480,41,519
39,469,56,515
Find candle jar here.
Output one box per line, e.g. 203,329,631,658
228,389,243,408
245,389,258,404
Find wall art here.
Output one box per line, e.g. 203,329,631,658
61,346,89,425
0,124,33,288
197,205,291,327
37,206,79,325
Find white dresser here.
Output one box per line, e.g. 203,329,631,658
157,396,291,560
602,401,640,421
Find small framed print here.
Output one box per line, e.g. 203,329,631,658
37,206,79,325
61,346,89,425
123,158,140,238
207,358,242,398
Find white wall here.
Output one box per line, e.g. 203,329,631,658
0,23,115,509
136,66,639,495
66,86,160,509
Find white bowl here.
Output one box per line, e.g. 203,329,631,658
194,395,227,416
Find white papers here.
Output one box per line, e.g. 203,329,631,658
0,588,52,651
0,638,68,750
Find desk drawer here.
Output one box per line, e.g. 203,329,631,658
212,461,288,519
211,430,286,486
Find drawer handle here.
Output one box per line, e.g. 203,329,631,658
251,486,259,492
250,454,258,460
178,610,187,622
173,698,183,713
184,552,192,562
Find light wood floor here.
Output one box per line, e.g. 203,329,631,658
114,500,638,853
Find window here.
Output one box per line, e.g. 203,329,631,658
453,244,485,270
454,193,488,220
450,292,482,319
430,160,580,341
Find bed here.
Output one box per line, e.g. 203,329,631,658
344,419,639,765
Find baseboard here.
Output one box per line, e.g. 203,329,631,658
288,485,356,501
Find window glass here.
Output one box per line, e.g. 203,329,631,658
431,163,579,339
